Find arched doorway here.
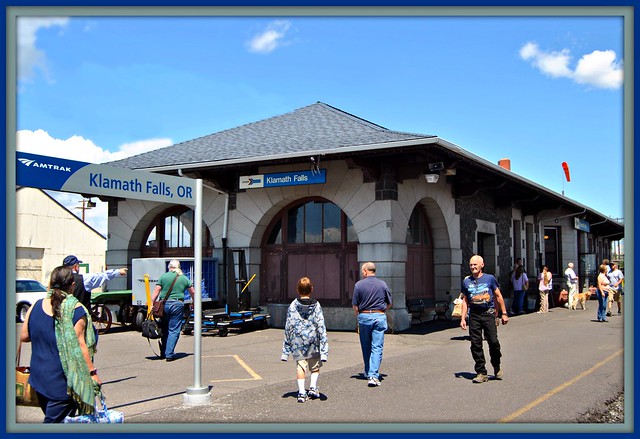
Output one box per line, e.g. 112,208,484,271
405,205,435,301
261,198,358,305
140,206,214,258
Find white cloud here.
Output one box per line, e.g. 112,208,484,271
247,20,291,54
573,50,623,90
17,17,69,82
16,129,172,163
520,41,623,89
16,129,173,235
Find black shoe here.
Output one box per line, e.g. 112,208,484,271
166,357,176,362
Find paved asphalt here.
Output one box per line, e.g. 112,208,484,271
11,304,629,434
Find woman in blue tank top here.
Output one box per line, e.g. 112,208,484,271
19,266,102,423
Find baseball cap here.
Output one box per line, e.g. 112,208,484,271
63,255,82,266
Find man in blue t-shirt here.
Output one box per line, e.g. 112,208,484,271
352,262,392,387
460,255,509,383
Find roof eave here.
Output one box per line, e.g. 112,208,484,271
132,137,440,173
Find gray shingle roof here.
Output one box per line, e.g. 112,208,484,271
108,102,435,170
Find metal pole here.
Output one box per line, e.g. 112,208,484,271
184,178,211,404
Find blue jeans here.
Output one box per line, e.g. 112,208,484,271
596,289,608,321
160,300,185,359
512,290,525,314
357,313,387,379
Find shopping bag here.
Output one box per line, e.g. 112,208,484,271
16,366,39,406
63,396,124,424
451,294,464,319
16,340,39,407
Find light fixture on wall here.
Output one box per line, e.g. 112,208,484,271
425,173,440,184
425,161,444,183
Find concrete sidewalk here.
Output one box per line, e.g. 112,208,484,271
11,305,629,433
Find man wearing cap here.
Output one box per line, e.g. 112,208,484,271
62,255,128,310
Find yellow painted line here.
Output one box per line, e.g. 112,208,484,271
203,354,263,383
209,377,262,383
232,354,262,380
499,349,623,423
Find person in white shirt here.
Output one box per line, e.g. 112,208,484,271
564,262,579,309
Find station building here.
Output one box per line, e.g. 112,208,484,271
104,102,624,332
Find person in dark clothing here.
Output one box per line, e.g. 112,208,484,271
62,255,127,310
19,266,102,423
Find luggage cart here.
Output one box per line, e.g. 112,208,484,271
181,248,270,337
182,305,270,337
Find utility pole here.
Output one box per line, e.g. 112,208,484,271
76,197,96,222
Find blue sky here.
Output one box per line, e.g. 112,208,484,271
14,11,626,236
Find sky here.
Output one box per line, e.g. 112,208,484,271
13,10,627,237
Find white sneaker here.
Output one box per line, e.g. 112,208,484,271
308,387,320,399
367,377,381,387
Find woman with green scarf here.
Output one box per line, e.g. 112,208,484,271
20,265,102,423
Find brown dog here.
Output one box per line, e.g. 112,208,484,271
570,290,592,310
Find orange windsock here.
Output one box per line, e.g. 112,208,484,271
562,162,571,182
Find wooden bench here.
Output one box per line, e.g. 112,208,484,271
407,298,450,323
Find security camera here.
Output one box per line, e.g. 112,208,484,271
428,162,445,172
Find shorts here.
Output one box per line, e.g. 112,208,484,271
296,354,322,373
613,290,622,302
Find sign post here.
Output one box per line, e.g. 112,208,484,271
16,151,210,404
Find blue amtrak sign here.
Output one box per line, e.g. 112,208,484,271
16,152,197,206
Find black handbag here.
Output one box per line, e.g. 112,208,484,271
141,318,162,339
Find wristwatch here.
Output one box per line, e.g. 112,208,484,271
90,368,98,376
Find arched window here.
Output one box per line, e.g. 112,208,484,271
266,200,357,245
141,206,213,258
405,206,434,300
262,198,358,305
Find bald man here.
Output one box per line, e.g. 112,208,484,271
460,255,509,383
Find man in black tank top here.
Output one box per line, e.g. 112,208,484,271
71,272,92,310
62,255,127,310
63,255,92,309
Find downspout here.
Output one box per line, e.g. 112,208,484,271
202,184,229,305
178,169,230,304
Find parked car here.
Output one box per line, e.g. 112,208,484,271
16,279,48,323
